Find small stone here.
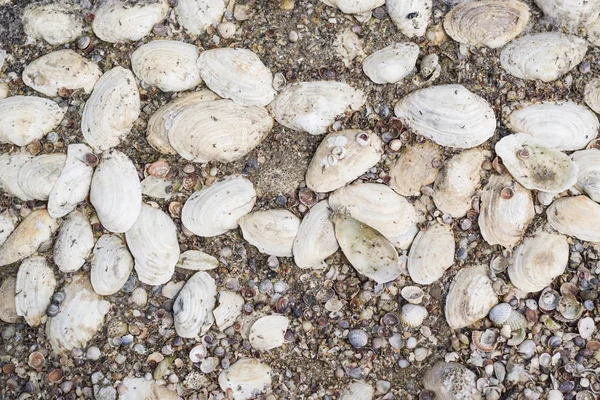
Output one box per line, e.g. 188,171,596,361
129,287,147,306
398,359,409,368
288,30,299,42
406,337,417,349
375,380,391,394
168,373,179,384
77,36,91,50
86,346,101,361
414,347,428,361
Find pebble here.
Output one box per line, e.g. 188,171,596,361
129,287,147,306
398,359,409,368
376,380,391,394
289,30,299,42
77,36,91,50
216,22,236,38
406,337,417,349
86,346,101,361
414,347,428,361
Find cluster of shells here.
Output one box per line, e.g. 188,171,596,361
1,0,600,399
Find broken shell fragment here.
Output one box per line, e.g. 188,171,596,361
176,250,219,271
0,152,34,201
173,271,217,338
292,200,339,269
0,209,17,247
93,0,170,43
15,256,57,327
584,78,600,114
571,149,600,202
22,3,83,45
339,381,374,400
399,304,428,328
213,291,244,331
423,362,480,400
218,358,272,400
17,154,66,201
0,210,58,267
0,96,65,146
53,211,94,273
533,0,600,29
0,276,19,323
119,377,177,400
362,43,419,84
90,234,134,296
175,0,226,35
386,0,432,38
407,222,455,284
320,0,383,14
389,140,442,196
238,209,300,257
249,315,290,351
547,196,600,243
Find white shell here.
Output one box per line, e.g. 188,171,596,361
53,211,94,273
131,40,202,92
423,362,480,400
119,378,177,400
0,210,58,267
90,150,142,233
93,0,169,43
506,102,599,151
0,96,65,146
125,204,179,286
571,149,600,202
173,271,217,338
175,0,225,35
322,0,383,13
584,78,600,114
17,154,66,201
0,276,19,323
534,0,600,29
249,315,290,351
362,43,419,84
141,176,172,200
22,50,102,97
218,358,272,400
407,222,454,284
176,250,219,271
292,200,339,270
495,133,578,193
182,175,256,237
22,3,83,45
339,381,374,400
239,209,300,257
386,0,432,37
0,209,17,246
306,129,383,193
90,234,134,296
269,81,365,135
0,152,34,201
445,265,498,329
500,33,588,82
47,144,95,219
390,140,442,196
15,256,56,327
547,195,600,243
197,48,276,106
399,303,429,328
81,67,140,151
587,17,600,47
213,291,244,331
394,84,496,149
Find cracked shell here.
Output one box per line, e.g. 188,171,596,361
53,211,94,273
239,209,300,257
90,234,134,296
407,222,455,284
320,0,383,13
362,43,419,84
119,378,177,400
15,256,57,327
92,0,169,43
340,381,374,400
0,210,58,267
423,362,481,400
547,195,600,243
249,315,290,351
390,140,442,196
571,149,600,202
386,0,432,38
0,96,65,146
22,3,83,45
175,0,225,35
213,291,244,331
17,154,66,201
218,358,272,400
292,200,339,270
0,152,34,201
173,271,217,338
534,0,600,29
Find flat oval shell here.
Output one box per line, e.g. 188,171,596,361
534,0,600,29
177,250,219,271
0,152,34,200
90,234,134,296
0,96,65,146
362,43,419,84
292,200,339,270
213,291,244,331
407,222,455,284
0,276,19,323
547,195,600,243
22,3,83,45
174,271,217,338
175,0,225,34
249,315,290,351
93,0,169,43
0,210,58,267
15,256,57,327
17,154,66,201
386,0,432,37
390,140,442,196
239,209,300,257
339,381,374,400
53,211,94,273
218,358,272,400
571,149,600,202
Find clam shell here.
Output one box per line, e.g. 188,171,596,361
539,288,560,312
499,32,588,82
571,149,600,202
0,96,65,146
90,234,134,296
394,84,496,149
269,81,365,135
399,304,428,327
321,0,383,13
0,276,19,323
81,67,140,151
0,209,17,246
131,40,202,92
249,315,290,351
119,378,177,400
386,0,432,38
534,0,600,29
141,176,172,200
90,150,142,233
239,209,300,257
472,329,498,352
93,0,169,43
362,43,419,84
407,222,455,284
305,130,383,193
0,152,34,200
182,175,256,237
213,291,244,331
15,256,57,327
175,0,225,35
176,250,219,271
53,211,94,273
174,271,217,338
401,286,425,304
17,154,66,201
292,200,339,269
423,362,480,400
22,3,83,45
584,78,600,114
443,1,530,48
557,293,583,321
445,264,498,329
0,210,58,267
339,381,374,400
218,358,272,400
547,195,600,242
488,303,527,329
197,48,276,106
390,140,442,196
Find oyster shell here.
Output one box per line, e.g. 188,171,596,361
386,0,432,37
394,84,496,149
213,291,244,331
534,0,600,29
445,265,498,329
571,149,600,202
339,381,374,400
0,210,58,267
547,196,600,243
0,276,19,323
119,377,177,400
249,315,290,351
17,154,66,201
0,152,34,200
407,222,455,284
269,81,365,135
15,256,57,327
175,0,225,35
305,130,383,193
362,43,419,84
93,0,169,43
176,250,219,271
53,211,94,273
90,234,134,296
390,140,442,196
584,78,600,114
218,358,272,400
423,362,481,400
292,200,339,269
0,209,17,246
238,209,300,257
173,271,217,338
0,96,65,146
321,0,383,13
499,33,588,82
22,3,83,45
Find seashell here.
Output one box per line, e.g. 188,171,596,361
46,274,110,354
0,210,58,267
443,1,530,48
472,329,498,352
119,377,177,400
269,81,365,135
16,154,66,201
362,43,419,84
401,286,424,304
131,40,202,92
305,130,383,193
0,152,34,200
47,144,95,219
173,271,217,338
213,291,244,331
578,317,596,339
517,339,536,359
571,149,600,202
538,288,560,312
141,176,172,200
249,315,290,351
28,351,45,371
407,222,454,284
389,140,442,196
433,148,487,218
15,256,57,327
445,265,498,329
557,293,583,321
182,175,256,237
0,96,65,146
478,174,535,248
423,362,480,400
176,250,219,271
189,344,207,362
0,276,20,323
320,0,383,13
394,84,496,149
53,211,94,273
22,3,83,45
547,196,600,242
584,78,600,114
507,232,568,293
125,204,179,286
399,304,428,327
332,212,400,284
505,102,599,151
90,234,134,296
238,209,300,257
499,33,588,82
82,67,140,151
93,0,169,43
348,329,368,348
339,381,374,400
197,48,276,106
90,150,142,233
22,50,102,97
488,303,527,330
175,0,226,35
0,209,18,247
386,0,432,38
293,200,338,270
534,0,600,29
218,358,272,400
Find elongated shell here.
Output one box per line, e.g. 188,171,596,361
443,1,530,48
571,149,600,202
0,96,65,146
15,256,57,327
177,250,219,271
218,358,272,400
500,33,588,82
584,78,600,114
0,152,34,200
423,362,480,400
81,67,140,151
239,209,300,257
547,196,600,242
0,210,58,267
173,271,217,338
175,0,225,34
321,0,383,13
93,0,169,43
0,276,19,323
131,41,201,92
293,201,339,269
534,0,600,29
386,0,432,37
495,133,578,193
407,223,454,284
390,140,442,196
445,265,498,329
395,85,496,148
249,315,290,351
90,150,142,233
182,175,256,237
362,43,419,84
0,209,17,246
269,81,365,135
22,3,83,45
53,211,94,273
213,291,244,331
120,378,177,400
90,234,133,296
306,130,383,193
17,154,66,201
339,381,374,400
